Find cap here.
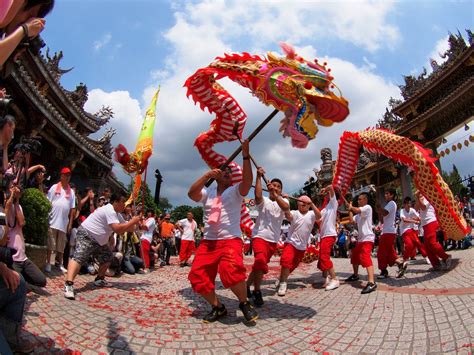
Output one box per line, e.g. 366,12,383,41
298,195,312,204
60,167,71,175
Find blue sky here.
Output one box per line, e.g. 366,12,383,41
40,0,473,206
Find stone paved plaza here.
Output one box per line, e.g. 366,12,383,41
23,248,474,354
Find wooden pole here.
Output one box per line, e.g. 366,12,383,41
205,108,279,187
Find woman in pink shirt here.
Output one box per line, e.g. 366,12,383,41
6,186,46,287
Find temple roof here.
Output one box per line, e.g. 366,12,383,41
12,60,113,168
394,30,473,114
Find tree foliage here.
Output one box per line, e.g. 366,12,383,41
441,164,469,198
20,188,51,246
158,197,173,215
127,181,159,215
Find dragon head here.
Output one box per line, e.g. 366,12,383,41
256,43,349,148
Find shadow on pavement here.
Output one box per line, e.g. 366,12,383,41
107,317,134,354
179,284,316,324
73,280,152,295
318,258,461,291
23,330,79,354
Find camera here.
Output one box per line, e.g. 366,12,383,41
22,36,45,56
1,36,45,78
0,96,13,120
0,246,14,267
14,136,42,155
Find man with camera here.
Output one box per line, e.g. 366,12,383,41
0,0,54,71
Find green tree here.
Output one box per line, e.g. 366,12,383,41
441,164,469,198
127,181,159,214
158,197,172,215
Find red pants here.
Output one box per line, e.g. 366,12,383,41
251,238,277,274
402,229,427,260
317,236,336,272
377,233,398,270
423,221,448,267
188,239,246,295
280,243,305,273
141,239,151,269
351,241,374,268
179,240,196,263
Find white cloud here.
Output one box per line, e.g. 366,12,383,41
169,0,400,53
93,33,112,51
84,89,143,184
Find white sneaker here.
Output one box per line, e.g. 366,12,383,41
325,279,340,291
59,265,68,274
274,279,280,289
94,279,111,287
322,276,330,288
425,257,431,265
64,284,75,300
277,282,287,296
44,264,51,273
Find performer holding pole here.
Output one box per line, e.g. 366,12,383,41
187,140,258,323
375,188,405,279
317,185,340,291
415,191,452,270
246,166,288,306
276,195,320,297
343,193,377,294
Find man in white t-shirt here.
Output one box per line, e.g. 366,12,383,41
317,185,340,291
139,209,156,272
276,195,321,297
63,192,141,300
187,140,258,324
45,167,76,274
246,167,288,306
415,191,451,270
376,188,404,279
343,193,377,294
177,212,197,267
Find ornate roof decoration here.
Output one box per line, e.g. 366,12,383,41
376,97,403,130
67,82,88,109
31,48,106,132
356,149,379,172
399,30,471,100
88,127,116,159
94,105,114,126
44,48,73,82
